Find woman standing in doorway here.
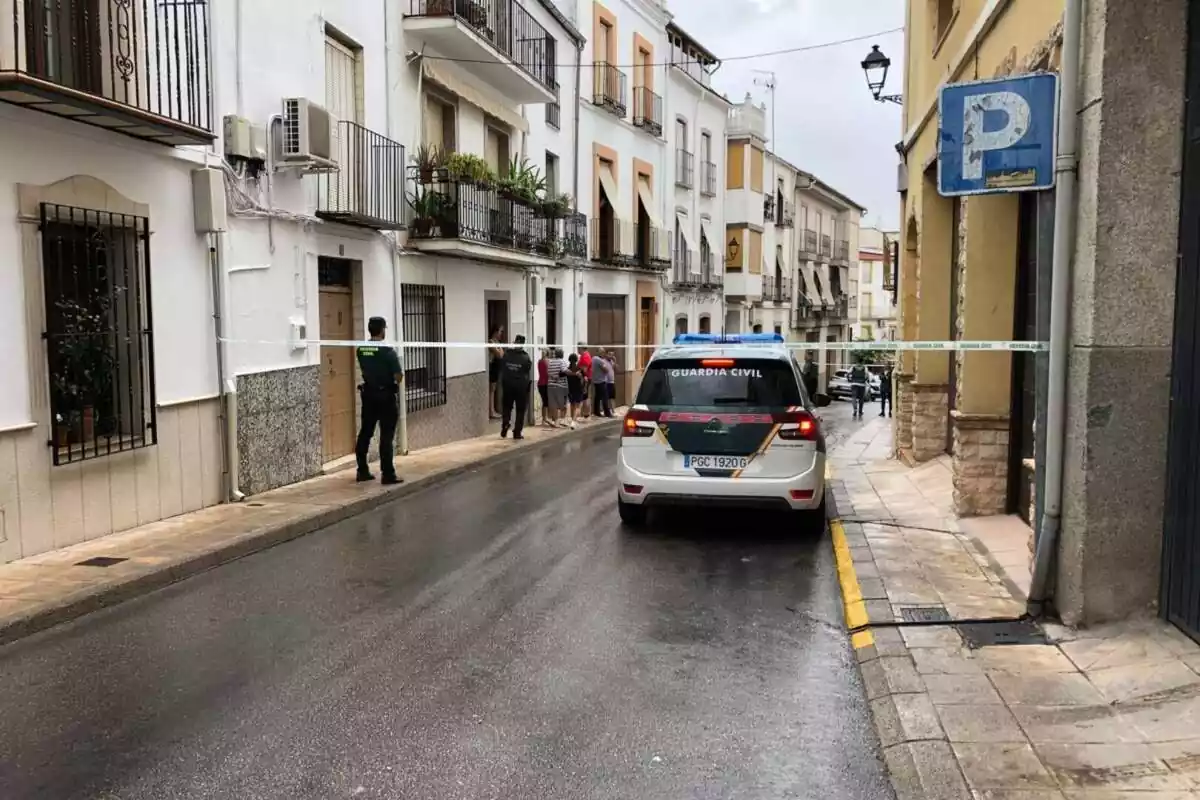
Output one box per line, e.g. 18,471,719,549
488,325,505,419
537,349,550,426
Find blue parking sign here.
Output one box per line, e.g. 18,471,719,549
938,73,1059,197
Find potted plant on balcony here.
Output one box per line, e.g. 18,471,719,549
445,153,494,189
409,187,444,237
412,144,444,185
499,157,546,205
426,0,455,17
540,192,572,219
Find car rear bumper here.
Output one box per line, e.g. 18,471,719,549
617,451,826,511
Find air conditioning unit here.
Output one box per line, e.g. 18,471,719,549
279,98,336,170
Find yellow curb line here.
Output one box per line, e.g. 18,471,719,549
828,459,875,650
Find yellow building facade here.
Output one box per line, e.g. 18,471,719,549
897,0,1064,517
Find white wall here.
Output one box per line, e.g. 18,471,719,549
0,104,218,428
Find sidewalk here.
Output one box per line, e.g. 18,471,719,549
829,414,1200,800
0,411,622,645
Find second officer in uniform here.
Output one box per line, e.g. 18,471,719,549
355,316,404,485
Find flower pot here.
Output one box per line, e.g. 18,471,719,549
418,168,434,184
55,424,70,449
82,406,95,443
414,217,434,237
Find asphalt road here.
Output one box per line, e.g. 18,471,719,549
0,423,892,800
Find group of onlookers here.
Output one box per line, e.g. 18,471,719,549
488,330,620,440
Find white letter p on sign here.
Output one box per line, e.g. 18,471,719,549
961,91,1031,181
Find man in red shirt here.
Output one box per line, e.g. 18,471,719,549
577,344,593,418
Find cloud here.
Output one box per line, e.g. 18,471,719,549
672,0,905,229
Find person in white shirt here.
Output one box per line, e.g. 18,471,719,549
545,348,569,428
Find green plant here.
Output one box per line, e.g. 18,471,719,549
541,192,572,218
408,187,448,235
50,294,120,439
499,156,546,204
444,152,494,187
411,143,444,181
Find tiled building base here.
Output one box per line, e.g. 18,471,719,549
894,372,914,455
908,384,948,463
237,365,322,496
406,371,489,452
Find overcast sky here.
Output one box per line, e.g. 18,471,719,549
672,0,906,231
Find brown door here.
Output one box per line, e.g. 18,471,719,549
587,294,628,403
319,286,356,464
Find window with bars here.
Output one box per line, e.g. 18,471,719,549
401,283,447,412
40,203,157,465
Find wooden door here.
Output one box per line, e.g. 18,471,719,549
319,288,356,463
587,294,628,402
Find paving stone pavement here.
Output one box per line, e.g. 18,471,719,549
0,411,624,645
829,410,1200,800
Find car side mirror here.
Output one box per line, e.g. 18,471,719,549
813,393,832,408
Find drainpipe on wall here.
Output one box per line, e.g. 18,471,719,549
1028,0,1083,616
572,39,583,347
209,233,245,502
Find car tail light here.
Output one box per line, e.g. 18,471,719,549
622,407,660,438
776,409,818,441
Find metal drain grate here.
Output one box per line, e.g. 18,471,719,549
75,556,128,568
900,606,952,623
956,619,1047,649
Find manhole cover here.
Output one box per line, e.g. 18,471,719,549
900,606,951,623
75,556,128,568
956,619,1047,648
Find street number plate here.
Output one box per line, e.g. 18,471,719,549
684,455,749,470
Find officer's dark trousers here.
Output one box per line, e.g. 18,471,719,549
356,387,398,478
501,382,528,435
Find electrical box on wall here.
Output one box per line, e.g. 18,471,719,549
290,319,308,351
527,273,542,307
223,114,268,163
191,168,227,233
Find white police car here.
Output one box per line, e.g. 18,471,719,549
617,333,832,532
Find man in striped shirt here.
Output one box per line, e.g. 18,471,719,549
545,347,570,428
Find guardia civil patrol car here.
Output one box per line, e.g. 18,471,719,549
617,333,832,531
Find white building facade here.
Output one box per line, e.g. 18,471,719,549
855,227,898,342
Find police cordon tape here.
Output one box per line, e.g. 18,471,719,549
218,338,1050,352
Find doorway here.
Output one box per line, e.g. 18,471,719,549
587,294,628,401
318,257,358,464
1008,193,1039,524
545,288,560,346
947,198,961,455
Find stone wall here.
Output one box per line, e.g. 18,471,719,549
909,384,948,462
951,412,1010,517
237,366,322,496
895,372,915,455
405,371,489,452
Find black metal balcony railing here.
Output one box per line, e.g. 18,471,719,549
317,122,406,229
820,234,832,258
762,275,793,304
701,161,717,197
593,61,627,117
834,239,851,264
764,195,776,220
590,218,669,269
632,86,663,136
701,252,721,288
780,202,795,229
1,0,214,144
792,302,815,328
676,150,694,189
673,249,697,285
801,229,818,257
546,100,561,129
407,0,558,92
410,172,586,258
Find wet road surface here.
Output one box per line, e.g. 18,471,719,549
0,425,892,800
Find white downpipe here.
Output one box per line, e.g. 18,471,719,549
1028,0,1084,613
210,233,245,502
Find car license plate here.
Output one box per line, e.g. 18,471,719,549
684,454,750,470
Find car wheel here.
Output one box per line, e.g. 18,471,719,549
618,497,647,527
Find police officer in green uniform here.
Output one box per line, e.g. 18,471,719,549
355,316,404,485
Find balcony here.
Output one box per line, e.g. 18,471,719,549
800,229,818,259
820,233,832,260
761,274,792,304
0,0,213,145
779,201,795,229
673,249,699,285
593,61,627,118
409,171,584,265
791,301,815,328
591,217,669,270
763,194,776,221
675,149,694,189
404,0,557,104
700,161,717,197
546,98,560,129
833,239,850,265
632,86,663,136
316,122,405,230
701,250,721,288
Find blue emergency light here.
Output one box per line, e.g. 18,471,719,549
672,332,786,345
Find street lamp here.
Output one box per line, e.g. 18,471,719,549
862,45,902,105
727,237,740,265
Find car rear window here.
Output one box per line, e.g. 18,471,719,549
636,358,803,408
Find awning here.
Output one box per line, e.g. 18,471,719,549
700,217,716,252
422,59,529,134
598,162,619,205
677,213,698,254
817,264,836,305
800,263,823,305
636,176,664,230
